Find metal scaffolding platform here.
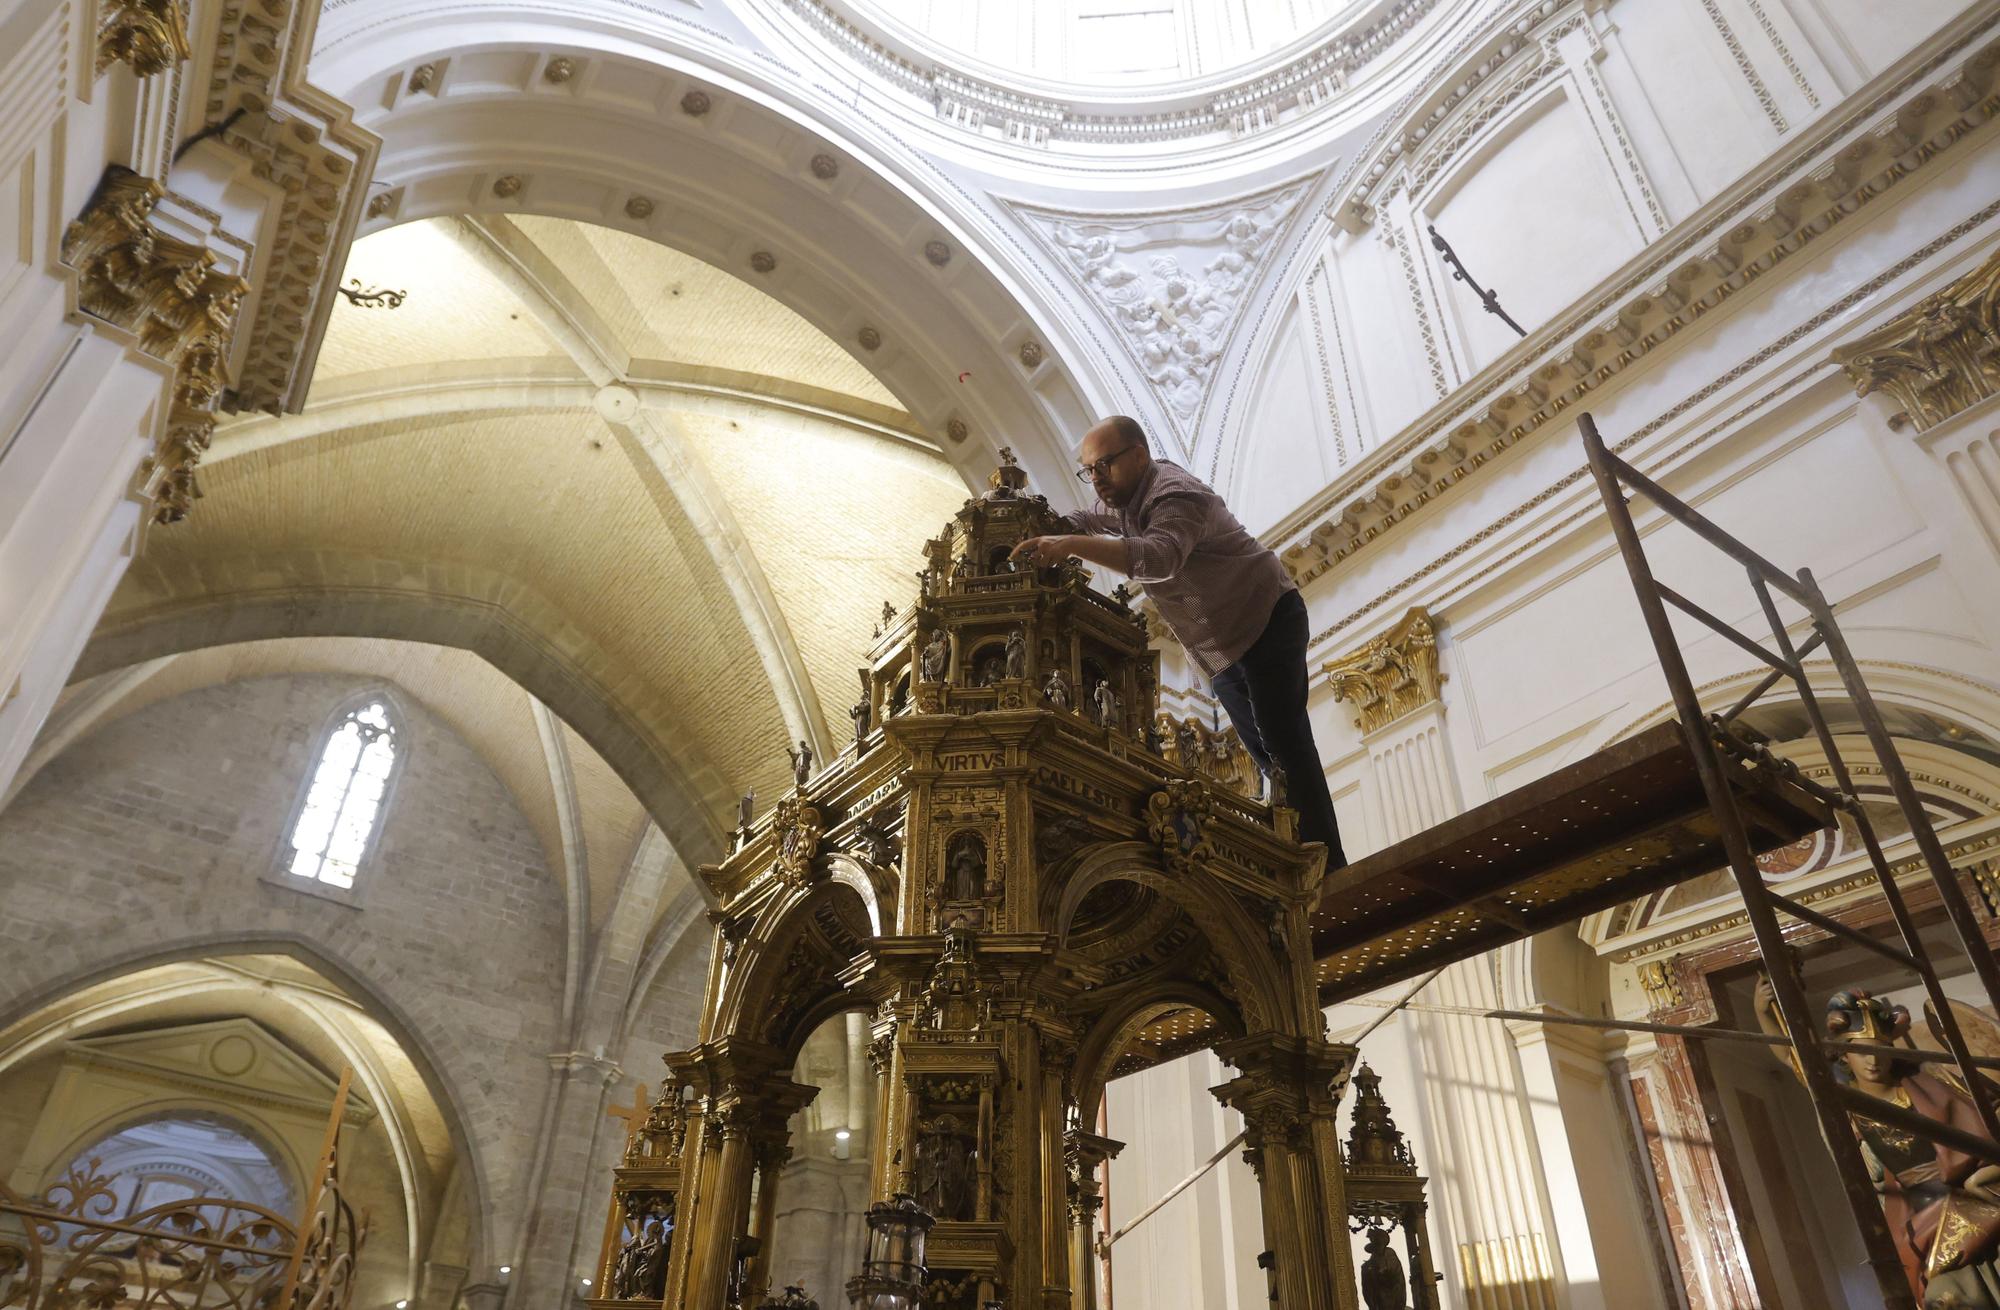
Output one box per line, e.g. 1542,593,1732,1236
1310,719,1833,1000
1305,411,2000,1310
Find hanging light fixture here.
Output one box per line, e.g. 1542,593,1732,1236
844,1193,933,1309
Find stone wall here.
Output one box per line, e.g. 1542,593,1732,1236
0,673,572,1274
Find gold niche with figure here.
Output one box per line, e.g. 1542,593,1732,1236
591,451,1417,1310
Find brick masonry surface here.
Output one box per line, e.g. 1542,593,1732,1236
0,672,713,1274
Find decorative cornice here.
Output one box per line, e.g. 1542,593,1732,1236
1275,13,2000,591
1303,198,2000,655
61,166,246,523
767,0,1445,150
1602,820,2000,964
198,0,379,414
1322,606,1441,735
1832,244,2000,431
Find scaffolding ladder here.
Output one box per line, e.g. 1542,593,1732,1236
1581,411,2000,1307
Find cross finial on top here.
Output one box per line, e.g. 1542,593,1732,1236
606,1082,651,1142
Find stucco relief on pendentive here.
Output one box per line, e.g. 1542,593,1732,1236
1011,183,1310,454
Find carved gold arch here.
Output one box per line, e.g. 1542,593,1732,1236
711,878,876,1050
1054,840,1294,1037
821,852,893,938
1072,983,1246,1123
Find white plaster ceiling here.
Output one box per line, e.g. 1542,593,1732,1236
315,221,569,379
505,216,901,407
319,217,902,409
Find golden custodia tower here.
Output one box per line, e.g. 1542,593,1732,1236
590,452,1424,1310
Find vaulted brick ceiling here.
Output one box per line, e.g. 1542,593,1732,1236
74,216,975,886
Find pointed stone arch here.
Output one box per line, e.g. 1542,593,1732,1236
75,561,734,867
0,937,508,1281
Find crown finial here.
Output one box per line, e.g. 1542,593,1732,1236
987,447,1028,496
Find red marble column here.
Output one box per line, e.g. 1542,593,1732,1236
1624,1035,1760,1309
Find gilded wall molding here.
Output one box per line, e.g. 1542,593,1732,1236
1601,821,2000,964
1634,958,1686,1012
1832,245,2000,432
96,0,191,77
1277,14,2000,589
1322,606,1441,735
61,166,247,523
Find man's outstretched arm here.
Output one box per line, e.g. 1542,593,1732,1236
1011,493,1206,579
1010,533,1133,573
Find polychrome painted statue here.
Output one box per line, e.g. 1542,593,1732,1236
1755,978,2000,1305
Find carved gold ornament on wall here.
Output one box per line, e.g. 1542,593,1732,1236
1157,712,1259,797
61,166,248,524
772,797,824,887
1146,780,1217,875
1322,606,1442,735
97,0,191,77
1634,958,1686,1013
1833,247,2000,433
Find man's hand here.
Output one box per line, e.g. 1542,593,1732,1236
1011,535,1075,568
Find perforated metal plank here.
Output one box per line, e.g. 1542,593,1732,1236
1311,721,1832,1002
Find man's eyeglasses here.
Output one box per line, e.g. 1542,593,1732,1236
1075,444,1139,483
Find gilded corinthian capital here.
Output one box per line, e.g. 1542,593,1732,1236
61,166,249,524
1832,248,2000,434
1322,606,1442,735
97,0,192,78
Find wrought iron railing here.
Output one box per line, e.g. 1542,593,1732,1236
0,1071,366,1310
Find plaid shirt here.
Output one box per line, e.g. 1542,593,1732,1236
1064,459,1296,678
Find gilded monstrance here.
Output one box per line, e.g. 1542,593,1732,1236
592,452,1418,1310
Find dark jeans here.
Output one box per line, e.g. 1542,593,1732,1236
1212,590,1346,863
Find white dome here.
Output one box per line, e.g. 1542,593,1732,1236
841,0,1365,89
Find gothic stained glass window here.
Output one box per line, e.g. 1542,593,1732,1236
287,702,395,888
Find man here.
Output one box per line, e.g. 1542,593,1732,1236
1010,415,1345,866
